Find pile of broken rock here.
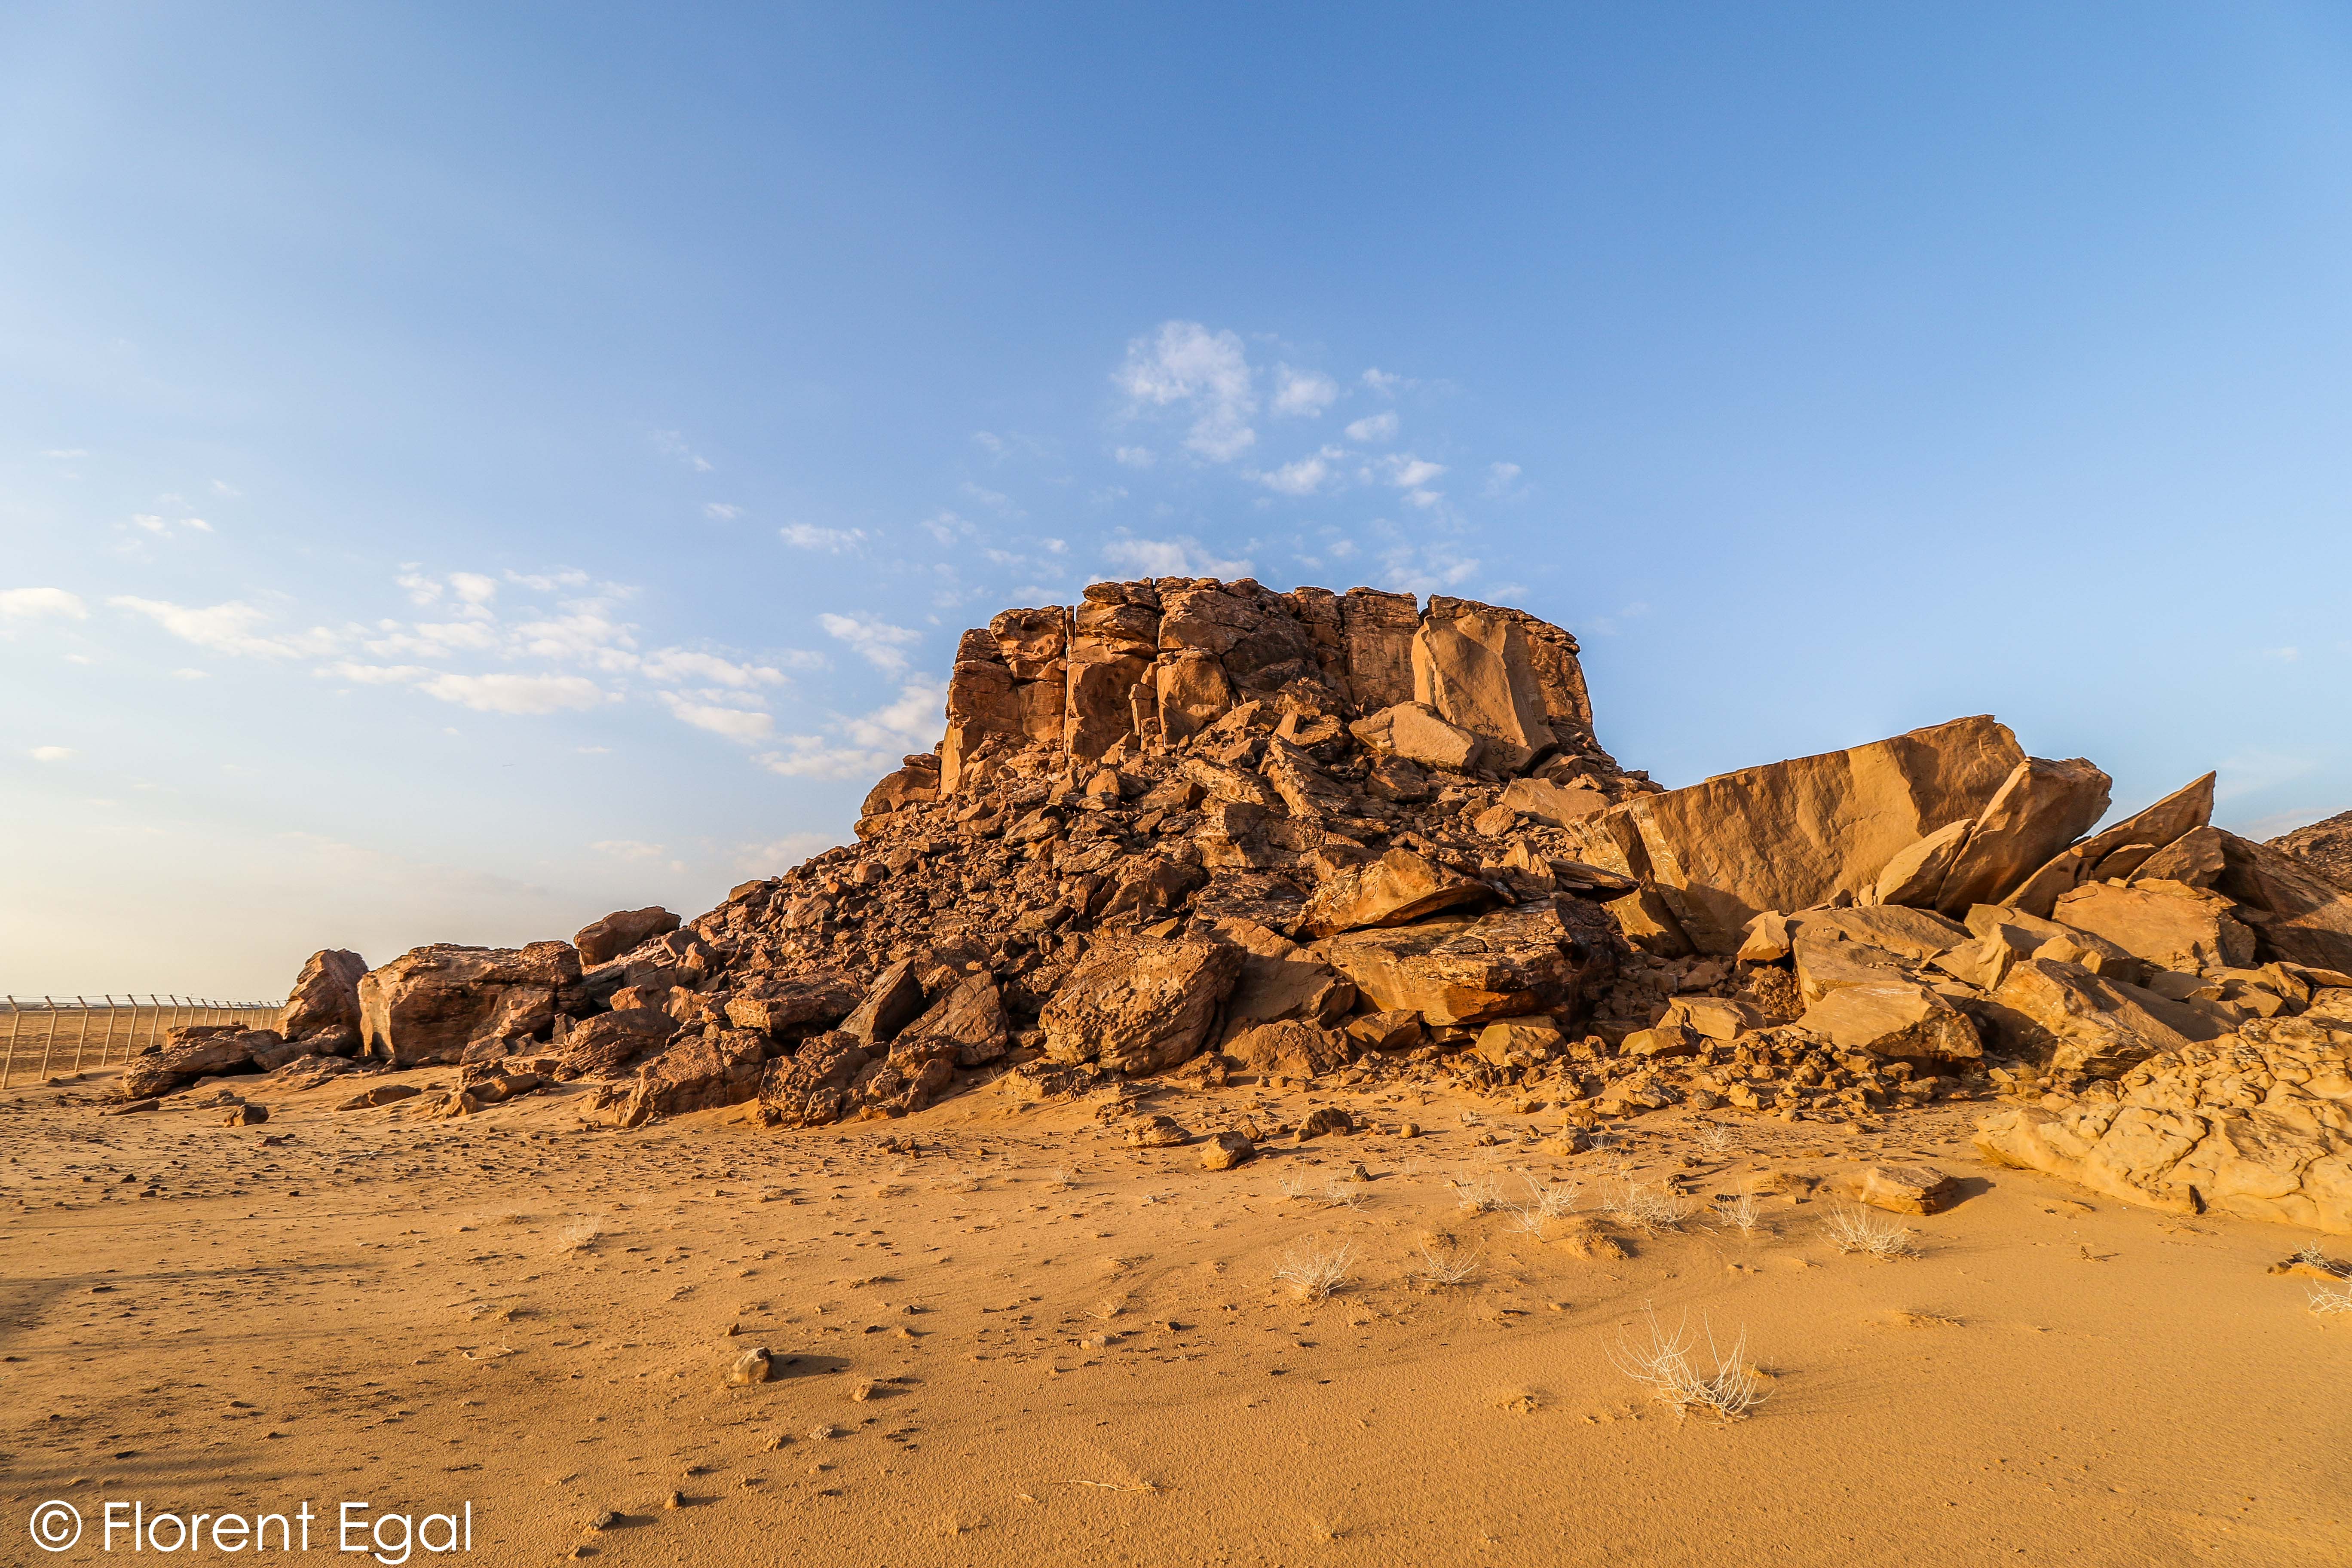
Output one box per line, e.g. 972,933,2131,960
113,579,2352,1234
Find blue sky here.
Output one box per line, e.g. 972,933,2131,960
5,3,2350,996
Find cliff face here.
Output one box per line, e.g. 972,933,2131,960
909,579,1614,806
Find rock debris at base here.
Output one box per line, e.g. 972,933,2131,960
109,578,2352,1233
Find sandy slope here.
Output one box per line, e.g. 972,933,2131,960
3,1067,2347,1567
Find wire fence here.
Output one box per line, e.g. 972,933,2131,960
1,995,288,1090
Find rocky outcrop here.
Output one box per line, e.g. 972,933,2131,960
574,907,681,966
1560,716,2026,955
281,949,368,1038
1297,848,1495,937
358,942,582,1067
1976,1016,2352,1233
2000,773,2215,919
2270,809,2352,895
1321,899,1615,1027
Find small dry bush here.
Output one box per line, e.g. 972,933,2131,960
556,1221,602,1255
1607,1304,1769,1422
1694,1121,1740,1158
1712,1187,1764,1237
1272,1238,1355,1302
1450,1174,1504,1214
1824,1201,1920,1260
1597,1177,1697,1234
1412,1239,1482,1289
2310,1283,2352,1319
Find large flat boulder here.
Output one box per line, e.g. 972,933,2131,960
893,971,1011,1067
553,1007,678,1079
1196,918,1357,1049
1605,716,2026,954
758,1032,872,1127
1298,848,1497,937
118,1027,270,1099
1410,600,1559,773
358,942,582,1067
281,949,368,1038
1349,702,1484,774
1798,982,1981,1063
2052,881,2255,975
1039,937,1243,1074
1320,900,1611,1027
574,907,681,966
721,970,860,1037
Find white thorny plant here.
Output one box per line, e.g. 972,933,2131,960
1607,1304,1770,1422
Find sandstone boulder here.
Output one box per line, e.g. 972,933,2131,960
1791,931,1913,1003
1981,958,2224,1077
894,971,1011,1067
358,942,581,1067
2213,830,2352,973
861,756,941,818
722,971,861,1037
281,949,368,1038
1868,820,1972,908
1798,982,1981,1063
619,1028,771,1121
2269,809,2352,895
1847,1164,1958,1215
759,1032,873,1128
1202,1130,1256,1170
1298,848,1497,937
1321,899,1613,1027
1473,1016,1566,1066
2132,824,2226,888
1349,702,1483,774
1498,775,1609,827
1932,756,2113,914
839,960,927,1047
1197,919,1356,1048
118,1028,268,1099
554,1007,678,1079
1802,906,1969,963
2051,881,2255,975
1411,597,1572,774
1228,1019,1351,1078
1039,937,1243,1074
574,907,681,966
1605,716,2026,953
2002,773,2215,918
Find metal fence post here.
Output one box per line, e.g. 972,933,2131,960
70,996,92,1072
97,996,119,1066
2,997,18,1089
37,997,60,1081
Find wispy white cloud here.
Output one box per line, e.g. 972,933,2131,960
781,523,869,552
31,745,76,762
110,596,341,659
756,677,944,779
0,587,87,621
1257,452,1333,496
591,839,667,860
819,612,921,672
41,448,88,459
639,648,791,688
316,661,432,686
129,513,212,538
1116,321,1257,461
735,832,845,874
652,430,713,472
1101,533,1253,577
1344,411,1398,443
416,672,609,715
658,691,776,741
1113,446,1156,468
1271,364,1338,418
1361,368,1412,395
1484,461,1524,499
704,502,742,521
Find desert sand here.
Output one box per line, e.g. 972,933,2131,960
6,1063,2347,1567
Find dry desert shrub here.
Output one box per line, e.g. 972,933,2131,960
556,1221,603,1255
1712,1186,1764,1237
1449,1174,1504,1214
2309,1283,2352,1319
1823,1200,1921,1260
1497,1172,1580,1238
1411,1239,1482,1289
1607,1305,1769,1422
1272,1237,1356,1302
1597,1176,1697,1234
1279,1174,1369,1211
1694,1121,1740,1158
